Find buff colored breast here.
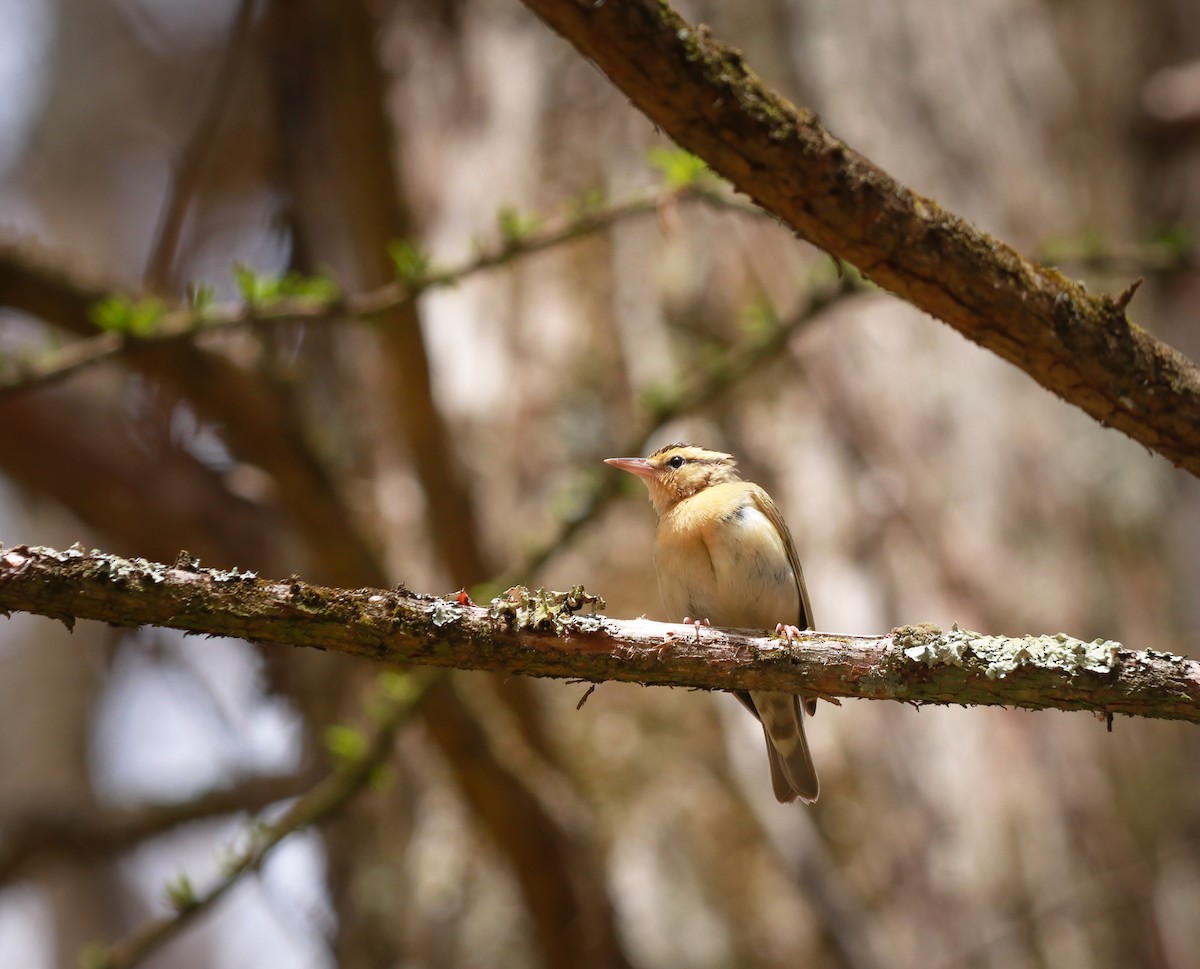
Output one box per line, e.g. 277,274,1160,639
655,481,800,628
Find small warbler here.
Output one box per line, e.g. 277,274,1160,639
606,443,819,803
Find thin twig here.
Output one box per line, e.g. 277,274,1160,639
91,669,438,969
0,186,759,396
491,274,863,588
0,331,126,389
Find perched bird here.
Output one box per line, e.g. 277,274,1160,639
605,443,819,803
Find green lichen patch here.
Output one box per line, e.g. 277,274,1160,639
489,585,606,635
899,623,1122,680
23,544,258,586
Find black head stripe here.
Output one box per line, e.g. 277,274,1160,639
649,442,696,458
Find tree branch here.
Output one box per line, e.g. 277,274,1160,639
518,0,1200,476
0,186,750,395
90,669,438,969
2,544,1196,723
0,771,319,886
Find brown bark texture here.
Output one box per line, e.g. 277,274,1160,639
3,543,1197,724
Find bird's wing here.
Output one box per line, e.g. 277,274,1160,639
747,486,814,629
748,486,818,717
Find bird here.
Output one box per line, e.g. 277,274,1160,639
605,443,819,803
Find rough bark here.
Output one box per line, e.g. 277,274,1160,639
3,543,1196,724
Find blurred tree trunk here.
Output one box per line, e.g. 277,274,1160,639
262,2,633,966
0,613,119,963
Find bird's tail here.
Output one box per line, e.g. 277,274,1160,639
749,690,819,804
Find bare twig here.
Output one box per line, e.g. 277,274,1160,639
0,187,757,395
0,331,125,389
0,771,319,885
91,669,438,969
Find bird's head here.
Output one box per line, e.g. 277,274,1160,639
605,443,740,516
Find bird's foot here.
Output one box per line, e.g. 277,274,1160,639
775,622,804,643
683,616,711,643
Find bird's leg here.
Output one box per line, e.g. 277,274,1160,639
663,617,709,644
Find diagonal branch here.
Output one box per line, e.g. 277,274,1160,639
493,275,861,588
92,669,438,969
2,544,1197,724
518,0,1200,476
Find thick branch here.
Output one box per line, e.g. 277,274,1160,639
519,0,1200,476
2,544,1197,723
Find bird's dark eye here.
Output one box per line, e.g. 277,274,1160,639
667,455,685,469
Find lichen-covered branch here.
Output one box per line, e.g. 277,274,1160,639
2,544,1197,724
519,0,1200,477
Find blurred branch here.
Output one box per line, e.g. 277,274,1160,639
263,9,635,964
0,186,753,395
0,330,124,389
3,544,1197,724
519,0,1200,477
0,237,107,334
493,274,862,588
266,0,491,593
0,382,287,566
90,669,437,969
0,771,319,886
0,240,384,587
143,0,260,290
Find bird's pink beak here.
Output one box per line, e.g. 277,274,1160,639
604,456,657,481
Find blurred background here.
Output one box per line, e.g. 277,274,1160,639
2,0,1200,967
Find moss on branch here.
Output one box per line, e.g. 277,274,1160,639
2,544,1197,724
